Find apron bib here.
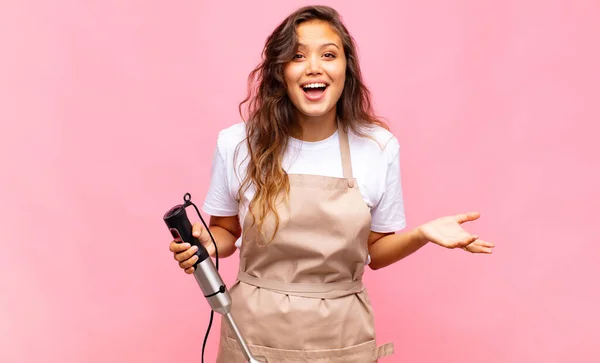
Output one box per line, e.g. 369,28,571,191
216,123,394,362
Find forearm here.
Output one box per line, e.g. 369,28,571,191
368,228,429,270
205,225,238,259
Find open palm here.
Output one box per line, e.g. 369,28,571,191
418,212,494,254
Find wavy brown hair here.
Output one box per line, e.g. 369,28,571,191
237,5,388,243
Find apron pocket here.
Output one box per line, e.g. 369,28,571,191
218,335,394,363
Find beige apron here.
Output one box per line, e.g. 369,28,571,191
216,124,394,362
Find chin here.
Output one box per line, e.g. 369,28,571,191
295,100,336,118
299,108,332,117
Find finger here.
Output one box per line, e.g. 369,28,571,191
457,234,478,248
184,267,195,274
469,239,494,248
466,243,493,254
169,241,191,253
455,212,481,224
474,246,494,254
174,245,199,262
478,240,495,248
179,255,199,270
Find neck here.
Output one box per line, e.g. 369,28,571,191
291,109,338,142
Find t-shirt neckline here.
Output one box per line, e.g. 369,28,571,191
288,129,340,150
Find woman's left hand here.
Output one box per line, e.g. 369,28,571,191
416,212,494,254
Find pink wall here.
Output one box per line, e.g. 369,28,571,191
2,0,599,362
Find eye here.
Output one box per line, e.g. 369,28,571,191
323,52,336,58
293,53,304,59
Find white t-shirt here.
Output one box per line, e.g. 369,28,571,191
202,122,407,251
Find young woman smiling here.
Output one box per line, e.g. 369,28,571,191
169,5,494,362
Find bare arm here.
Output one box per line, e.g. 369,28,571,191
198,215,241,259
367,229,428,270
367,212,495,270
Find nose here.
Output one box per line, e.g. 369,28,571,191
305,54,322,75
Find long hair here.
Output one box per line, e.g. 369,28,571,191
237,5,388,243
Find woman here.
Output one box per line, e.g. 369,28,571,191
169,5,494,362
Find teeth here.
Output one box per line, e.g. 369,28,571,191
302,83,327,88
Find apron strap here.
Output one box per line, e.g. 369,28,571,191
338,121,355,188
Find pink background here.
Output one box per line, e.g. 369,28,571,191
2,0,599,362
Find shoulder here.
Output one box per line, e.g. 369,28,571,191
349,123,400,164
215,122,248,156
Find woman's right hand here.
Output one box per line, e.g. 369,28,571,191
169,222,212,274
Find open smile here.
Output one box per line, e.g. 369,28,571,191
301,82,329,102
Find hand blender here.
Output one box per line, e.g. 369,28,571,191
163,193,266,363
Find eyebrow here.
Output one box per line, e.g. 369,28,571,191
297,42,340,49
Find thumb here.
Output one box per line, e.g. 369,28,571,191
204,241,216,257
455,212,480,224
192,222,207,242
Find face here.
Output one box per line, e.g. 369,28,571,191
283,20,347,119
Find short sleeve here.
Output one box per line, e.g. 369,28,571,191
370,137,407,233
202,142,239,217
